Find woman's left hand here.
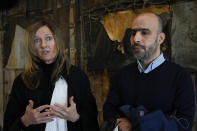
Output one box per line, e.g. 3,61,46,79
50,96,80,122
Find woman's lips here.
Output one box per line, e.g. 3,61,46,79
41,50,50,55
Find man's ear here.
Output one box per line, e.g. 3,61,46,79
158,32,165,45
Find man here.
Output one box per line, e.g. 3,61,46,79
103,12,195,131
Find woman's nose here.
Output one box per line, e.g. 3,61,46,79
40,40,47,48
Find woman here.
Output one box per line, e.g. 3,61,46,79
3,19,99,131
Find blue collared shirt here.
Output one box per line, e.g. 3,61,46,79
137,53,166,74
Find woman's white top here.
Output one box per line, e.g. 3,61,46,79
45,76,68,131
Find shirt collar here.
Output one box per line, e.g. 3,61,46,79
137,53,165,74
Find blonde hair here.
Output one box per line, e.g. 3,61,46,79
22,19,69,89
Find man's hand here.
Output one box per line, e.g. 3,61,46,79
117,117,132,131
21,100,54,127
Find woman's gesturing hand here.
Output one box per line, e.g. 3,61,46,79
51,96,80,122
21,100,54,127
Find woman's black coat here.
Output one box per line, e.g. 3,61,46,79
3,64,99,131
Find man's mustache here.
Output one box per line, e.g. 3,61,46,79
131,42,145,50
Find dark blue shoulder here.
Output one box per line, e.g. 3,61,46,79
112,62,137,78
164,60,191,79
165,60,188,72
118,62,137,73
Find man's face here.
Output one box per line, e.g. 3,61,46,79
130,14,160,62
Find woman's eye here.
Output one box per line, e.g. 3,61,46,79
34,38,41,44
46,36,53,41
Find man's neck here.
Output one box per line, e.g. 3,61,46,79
140,53,161,69
140,59,152,69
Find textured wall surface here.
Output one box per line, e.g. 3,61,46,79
101,5,169,42
0,31,4,128
171,2,197,130
171,1,197,70
5,25,27,69
1,0,197,129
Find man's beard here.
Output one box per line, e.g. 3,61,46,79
132,37,159,62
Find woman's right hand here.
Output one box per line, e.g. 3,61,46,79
21,100,54,127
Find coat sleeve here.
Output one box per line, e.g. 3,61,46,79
3,75,27,131
103,72,123,121
68,66,99,131
172,69,195,131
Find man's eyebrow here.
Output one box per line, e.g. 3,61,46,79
131,28,149,31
